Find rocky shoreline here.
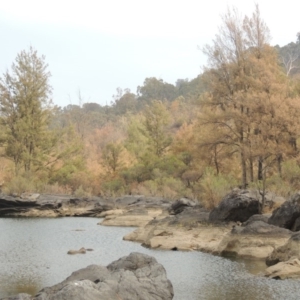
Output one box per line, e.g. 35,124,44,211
98,190,300,280
2,188,300,297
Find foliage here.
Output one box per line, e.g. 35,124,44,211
0,47,53,175
142,100,172,157
2,6,300,202
199,168,237,209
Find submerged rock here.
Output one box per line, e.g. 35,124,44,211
67,247,87,255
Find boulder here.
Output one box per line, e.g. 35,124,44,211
209,189,260,223
266,232,300,266
168,198,197,215
242,214,270,226
33,252,173,300
268,192,300,230
292,216,300,231
217,220,291,259
265,258,300,279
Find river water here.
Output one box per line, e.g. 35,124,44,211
0,217,299,299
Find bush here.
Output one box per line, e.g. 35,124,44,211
199,168,237,209
101,178,125,196
3,173,37,196
74,185,91,198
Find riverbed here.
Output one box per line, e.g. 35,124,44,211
0,217,299,299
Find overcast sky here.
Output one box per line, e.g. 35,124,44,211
0,0,298,108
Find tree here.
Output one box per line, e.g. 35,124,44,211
137,77,177,103
143,100,172,157
200,5,300,189
276,40,300,76
0,47,53,175
101,143,124,174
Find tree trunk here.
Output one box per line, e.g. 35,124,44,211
258,157,263,181
249,156,254,182
213,145,219,175
277,154,282,178
241,149,247,188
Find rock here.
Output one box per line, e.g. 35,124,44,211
0,194,114,217
100,207,165,227
114,195,171,210
268,192,300,230
264,258,300,279
242,214,270,226
98,209,123,218
0,194,173,218
20,193,40,200
292,216,300,231
217,221,292,259
124,207,224,252
30,252,173,300
168,198,197,215
67,247,87,255
266,232,300,266
209,189,260,223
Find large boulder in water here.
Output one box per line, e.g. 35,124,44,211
209,189,260,223
268,192,300,230
9,252,174,300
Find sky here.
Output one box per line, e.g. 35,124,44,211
0,0,298,108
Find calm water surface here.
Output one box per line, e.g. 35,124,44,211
0,217,299,299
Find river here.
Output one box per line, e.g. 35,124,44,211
0,217,299,299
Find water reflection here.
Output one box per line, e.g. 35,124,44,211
0,218,300,299
0,273,41,296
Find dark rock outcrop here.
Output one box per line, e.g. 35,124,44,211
209,190,260,223
114,195,171,210
4,253,174,300
0,193,115,217
231,220,291,236
268,192,300,230
0,194,173,218
168,198,197,215
242,214,270,226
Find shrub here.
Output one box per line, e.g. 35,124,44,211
3,173,36,196
199,168,237,209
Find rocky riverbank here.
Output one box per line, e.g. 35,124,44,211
1,252,174,300
0,194,171,218
2,190,300,280
100,190,300,279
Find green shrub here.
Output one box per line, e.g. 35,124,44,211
199,167,237,209
74,185,91,198
101,178,125,196
3,173,36,196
